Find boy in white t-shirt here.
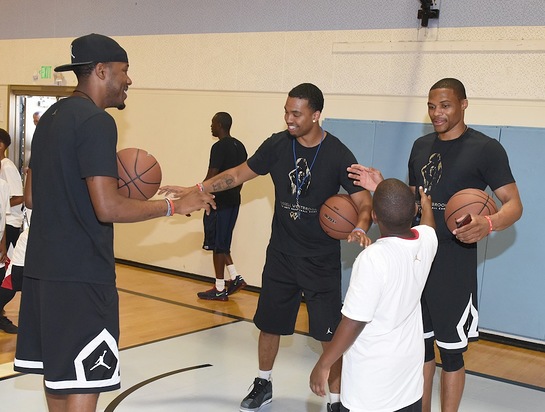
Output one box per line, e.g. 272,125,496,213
310,179,438,412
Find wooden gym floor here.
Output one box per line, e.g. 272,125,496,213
0,263,544,411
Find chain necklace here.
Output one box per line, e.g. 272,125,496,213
291,128,325,219
73,89,96,106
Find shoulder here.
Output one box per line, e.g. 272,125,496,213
465,128,506,152
414,225,438,243
413,132,436,146
323,132,344,146
232,137,247,149
323,131,355,155
1,158,17,169
259,130,291,148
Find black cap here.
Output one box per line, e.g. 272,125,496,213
55,33,128,72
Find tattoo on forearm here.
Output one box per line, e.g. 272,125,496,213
211,175,235,192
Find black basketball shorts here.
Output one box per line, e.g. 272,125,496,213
422,241,479,353
254,246,342,341
14,277,120,394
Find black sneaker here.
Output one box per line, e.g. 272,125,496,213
197,287,228,301
227,275,247,295
240,377,272,411
327,402,342,412
0,316,17,334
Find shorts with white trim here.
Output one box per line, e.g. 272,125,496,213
254,246,342,341
14,277,120,394
422,240,479,354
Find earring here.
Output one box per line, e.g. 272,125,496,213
312,119,316,123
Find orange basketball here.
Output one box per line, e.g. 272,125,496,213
319,194,359,240
117,148,162,200
444,188,498,233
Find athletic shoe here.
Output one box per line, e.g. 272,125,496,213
197,287,228,301
0,316,17,334
240,377,272,411
327,402,342,412
227,275,247,295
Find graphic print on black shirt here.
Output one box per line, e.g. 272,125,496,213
421,152,442,192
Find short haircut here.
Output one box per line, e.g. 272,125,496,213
288,83,324,112
373,178,415,231
430,78,467,100
73,62,99,80
0,128,11,147
214,112,232,131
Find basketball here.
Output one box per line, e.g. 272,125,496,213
319,194,359,240
117,148,162,200
444,188,498,233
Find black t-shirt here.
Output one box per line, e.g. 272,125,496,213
247,130,364,257
209,136,247,207
408,128,515,240
25,97,118,284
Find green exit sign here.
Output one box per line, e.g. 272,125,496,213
39,66,52,79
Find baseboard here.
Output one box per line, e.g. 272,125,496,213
114,258,262,294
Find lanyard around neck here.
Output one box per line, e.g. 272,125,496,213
292,128,325,203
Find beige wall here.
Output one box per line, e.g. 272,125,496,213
1,26,544,286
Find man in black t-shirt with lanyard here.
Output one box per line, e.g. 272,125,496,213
197,112,248,301
348,78,523,412
161,83,373,412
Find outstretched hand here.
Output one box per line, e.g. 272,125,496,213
347,164,384,192
166,185,216,216
158,185,187,198
347,229,372,247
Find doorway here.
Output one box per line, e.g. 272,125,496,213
8,85,73,179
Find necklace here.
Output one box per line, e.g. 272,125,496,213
73,89,96,106
291,128,325,219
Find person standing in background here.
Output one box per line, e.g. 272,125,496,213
0,157,13,333
0,129,24,250
197,112,248,301
33,112,42,126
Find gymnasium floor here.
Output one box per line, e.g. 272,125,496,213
0,264,544,411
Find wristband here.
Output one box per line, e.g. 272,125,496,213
166,197,175,216
165,198,173,217
484,215,493,234
352,227,366,235
196,182,204,192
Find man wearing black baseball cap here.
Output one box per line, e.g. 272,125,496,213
54,33,129,73
53,33,130,110
14,33,215,412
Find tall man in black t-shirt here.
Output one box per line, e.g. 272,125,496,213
161,83,373,412
14,33,215,412
347,78,523,412
197,112,248,301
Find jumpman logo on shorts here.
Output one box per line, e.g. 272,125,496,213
326,328,333,335
90,350,111,371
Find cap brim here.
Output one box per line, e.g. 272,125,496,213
54,61,94,72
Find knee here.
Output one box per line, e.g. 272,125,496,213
439,350,465,372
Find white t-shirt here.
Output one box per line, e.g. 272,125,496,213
0,158,23,227
341,225,438,412
0,179,9,238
